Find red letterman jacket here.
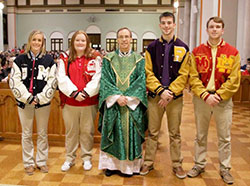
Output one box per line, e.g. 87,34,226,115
58,51,102,107
189,39,241,101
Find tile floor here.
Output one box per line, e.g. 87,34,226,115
0,93,249,186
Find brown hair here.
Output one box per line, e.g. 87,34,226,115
69,30,95,62
116,27,132,38
206,16,225,28
25,30,46,55
159,11,175,23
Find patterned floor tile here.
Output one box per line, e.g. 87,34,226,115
0,99,249,186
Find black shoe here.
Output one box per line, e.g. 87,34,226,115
105,169,115,177
0,136,4,141
120,172,133,177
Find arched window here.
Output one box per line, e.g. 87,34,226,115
142,31,157,52
86,25,101,50
67,31,75,49
131,32,138,52
50,31,64,52
105,31,117,52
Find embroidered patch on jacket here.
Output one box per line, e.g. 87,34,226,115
195,55,210,73
21,67,27,80
12,88,21,98
37,65,50,81
216,54,234,74
45,88,54,99
85,59,96,76
174,46,187,62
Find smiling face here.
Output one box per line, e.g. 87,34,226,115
207,19,224,42
117,29,132,52
159,16,176,38
74,33,87,56
30,33,43,55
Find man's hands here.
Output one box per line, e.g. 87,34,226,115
158,89,173,108
205,94,221,107
117,96,128,106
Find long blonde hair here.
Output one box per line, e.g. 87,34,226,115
69,30,95,62
25,30,46,55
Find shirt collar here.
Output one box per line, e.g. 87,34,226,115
159,35,176,44
118,49,132,57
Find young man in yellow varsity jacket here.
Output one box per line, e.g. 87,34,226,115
141,12,190,179
187,17,241,185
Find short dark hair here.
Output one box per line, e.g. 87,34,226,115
206,16,225,28
159,12,175,23
117,27,132,38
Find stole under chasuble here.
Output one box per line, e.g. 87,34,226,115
98,50,148,162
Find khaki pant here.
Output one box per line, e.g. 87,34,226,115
18,104,50,168
62,104,97,163
193,96,233,170
144,96,183,168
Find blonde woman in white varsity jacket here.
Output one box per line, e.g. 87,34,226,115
9,30,57,175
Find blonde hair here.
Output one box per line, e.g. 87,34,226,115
25,30,46,55
69,30,95,62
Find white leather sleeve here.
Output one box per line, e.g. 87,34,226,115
56,59,78,97
84,56,102,97
9,63,32,103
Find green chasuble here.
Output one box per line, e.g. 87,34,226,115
98,50,148,161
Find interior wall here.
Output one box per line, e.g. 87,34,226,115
221,0,238,47
16,13,162,52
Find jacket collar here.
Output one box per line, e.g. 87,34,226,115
205,39,226,48
27,51,43,59
159,35,177,44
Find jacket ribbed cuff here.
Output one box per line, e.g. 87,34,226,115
155,86,164,95
27,95,35,104
201,91,210,101
70,91,79,99
82,90,89,98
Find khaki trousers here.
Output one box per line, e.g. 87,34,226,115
62,104,97,163
144,96,183,168
193,96,233,170
18,104,50,168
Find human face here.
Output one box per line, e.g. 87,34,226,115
30,34,43,55
207,20,224,41
159,16,176,37
74,33,87,56
246,64,250,72
117,29,132,52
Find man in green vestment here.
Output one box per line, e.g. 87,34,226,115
98,27,147,176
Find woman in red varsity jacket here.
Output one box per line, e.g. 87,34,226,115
9,30,57,175
57,30,102,172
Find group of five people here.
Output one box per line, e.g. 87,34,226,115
9,11,240,185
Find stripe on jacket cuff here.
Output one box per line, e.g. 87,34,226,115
201,91,210,101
